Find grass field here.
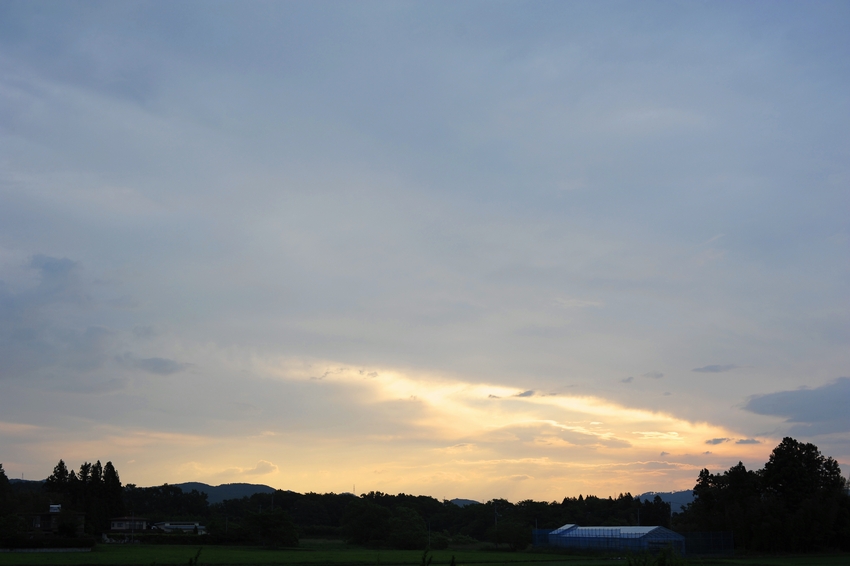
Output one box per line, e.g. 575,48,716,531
0,541,847,566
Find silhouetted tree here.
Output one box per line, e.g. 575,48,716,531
0,464,12,517
40,459,126,534
103,461,124,518
676,437,850,552
45,460,71,495
762,437,845,511
638,495,671,528
76,462,92,515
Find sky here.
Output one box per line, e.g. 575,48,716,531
0,0,848,503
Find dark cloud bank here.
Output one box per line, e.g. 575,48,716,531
744,378,850,435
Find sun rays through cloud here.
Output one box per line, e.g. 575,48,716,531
220,358,771,500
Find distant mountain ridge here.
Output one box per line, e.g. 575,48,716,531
449,498,480,507
171,482,276,504
8,478,278,505
636,490,694,512
9,478,45,492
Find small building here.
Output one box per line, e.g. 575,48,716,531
110,517,149,532
544,524,685,555
153,521,206,535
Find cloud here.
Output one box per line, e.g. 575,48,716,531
642,372,664,379
0,421,45,436
702,451,712,455
131,356,190,375
0,255,111,379
736,438,760,445
635,431,680,440
693,364,738,373
230,401,261,414
660,451,669,456
514,390,535,397
29,255,85,303
52,377,128,395
482,419,634,450
243,460,279,475
705,438,730,445
744,378,850,435
30,255,76,275
621,377,634,383
509,474,532,481
440,443,475,454
555,298,604,309
195,460,281,480
132,325,156,339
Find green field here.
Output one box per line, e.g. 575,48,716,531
0,542,847,566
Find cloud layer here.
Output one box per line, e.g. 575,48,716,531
0,2,849,498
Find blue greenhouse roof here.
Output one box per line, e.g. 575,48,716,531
550,524,684,540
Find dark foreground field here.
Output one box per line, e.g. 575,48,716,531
0,541,847,566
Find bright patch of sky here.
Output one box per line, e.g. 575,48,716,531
1,1,848,500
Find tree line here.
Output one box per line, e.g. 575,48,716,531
1,436,848,552
0,460,670,549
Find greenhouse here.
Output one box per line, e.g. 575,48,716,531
540,523,685,554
